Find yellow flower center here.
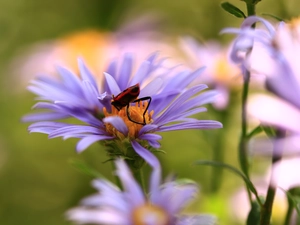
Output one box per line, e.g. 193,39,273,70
103,101,154,139
214,56,239,85
132,203,170,225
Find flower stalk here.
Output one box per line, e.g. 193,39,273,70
238,69,251,180
259,129,284,225
238,1,257,201
130,165,146,193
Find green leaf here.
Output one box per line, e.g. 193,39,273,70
286,187,300,215
221,2,246,18
261,13,284,22
69,159,105,178
151,149,166,154
195,160,262,206
247,200,261,225
247,125,263,139
261,125,276,138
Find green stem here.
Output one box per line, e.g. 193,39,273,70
132,167,146,193
239,69,251,179
259,130,284,225
238,0,257,203
246,2,256,17
260,183,277,225
283,200,294,225
238,69,252,202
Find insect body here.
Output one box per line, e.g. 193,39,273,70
111,83,151,125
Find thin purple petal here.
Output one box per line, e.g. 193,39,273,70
158,121,223,132
104,72,121,95
103,116,128,136
78,58,98,91
76,135,114,153
118,53,133,90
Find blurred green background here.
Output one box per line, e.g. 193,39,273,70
0,0,298,224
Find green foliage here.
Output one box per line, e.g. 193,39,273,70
286,187,300,216
261,13,284,22
247,125,263,140
261,125,277,138
221,2,246,18
195,160,262,206
247,200,261,225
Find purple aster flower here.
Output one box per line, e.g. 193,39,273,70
177,37,242,109
67,158,216,225
225,17,300,128
224,16,300,155
23,53,222,166
221,16,276,68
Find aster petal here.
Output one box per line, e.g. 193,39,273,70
28,81,83,104
82,80,102,108
158,121,223,132
118,53,133,90
22,112,69,122
28,127,57,134
106,59,118,78
177,214,218,225
28,121,67,128
31,102,59,110
56,66,83,96
146,52,160,66
67,208,129,225
138,124,159,135
103,116,129,136
131,141,160,169
265,60,300,110
164,108,206,124
129,61,150,85
139,77,164,97
154,181,198,216
54,104,103,127
131,141,161,202
82,180,130,213
248,94,300,133
28,121,67,134
115,159,145,207
167,67,205,90
182,90,219,108
78,58,98,91
139,133,162,141
104,72,121,94
250,135,300,157
139,133,162,149
160,90,218,124
154,84,208,125
48,125,109,138
156,94,216,124
241,16,276,35
270,158,300,190
147,139,161,149
32,76,62,89
77,135,114,153
166,184,198,214
149,90,180,115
